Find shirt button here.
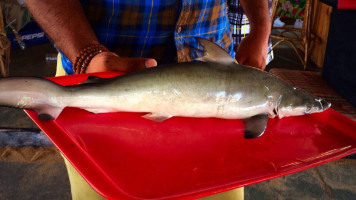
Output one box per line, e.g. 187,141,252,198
177,26,182,33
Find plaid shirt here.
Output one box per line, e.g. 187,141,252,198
61,0,234,74
227,0,274,65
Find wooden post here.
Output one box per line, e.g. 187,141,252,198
309,0,332,68
0,4,4,33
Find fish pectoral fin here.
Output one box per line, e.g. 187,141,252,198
194,37,235,65
142,113,172,122
36,106,64,120
242,114,269,139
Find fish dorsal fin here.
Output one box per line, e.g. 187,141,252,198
242,114,269,139
195,37,235,65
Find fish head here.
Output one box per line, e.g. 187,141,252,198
277,87,331,118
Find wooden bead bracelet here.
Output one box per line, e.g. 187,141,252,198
73,44,109,74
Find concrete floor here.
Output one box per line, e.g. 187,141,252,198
0,40,356,200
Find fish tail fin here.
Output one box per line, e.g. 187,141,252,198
0,77,67,120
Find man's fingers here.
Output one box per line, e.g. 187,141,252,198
242,60,266,71
236,55,246,66
144,59,157,68
86,52,157,73
236,55,266,71
118,57,157,72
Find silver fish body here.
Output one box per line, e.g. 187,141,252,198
0,38,330,138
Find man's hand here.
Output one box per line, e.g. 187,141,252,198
235,30,269,71
86,52,157,73
237,0,271,71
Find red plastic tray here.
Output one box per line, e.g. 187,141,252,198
26,72,356,200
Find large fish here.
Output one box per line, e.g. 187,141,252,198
0,38,330,138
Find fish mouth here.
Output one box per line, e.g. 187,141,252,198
323,100,331,110
315,98,331,111
305,98,331,114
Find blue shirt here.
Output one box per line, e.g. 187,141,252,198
61,0,234,74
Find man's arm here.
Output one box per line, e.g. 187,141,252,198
25,0,156,73
236,0,271,70
25,0,99,63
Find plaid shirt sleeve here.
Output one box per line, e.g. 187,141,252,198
227,0,274,65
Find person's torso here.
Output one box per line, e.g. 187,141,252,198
80,0,234,64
